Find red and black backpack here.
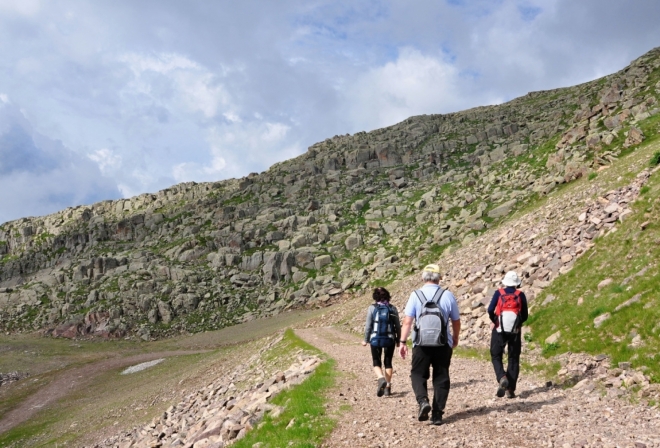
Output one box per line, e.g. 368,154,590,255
495,289,522,334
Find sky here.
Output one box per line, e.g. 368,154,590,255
1,0,660,224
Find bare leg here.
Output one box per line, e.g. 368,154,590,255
384,368,393,383
373,366,384,378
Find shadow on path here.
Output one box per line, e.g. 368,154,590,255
518,385,554,399
451,378,490,389
444,395,565,424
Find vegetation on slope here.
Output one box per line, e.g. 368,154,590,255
528,140,660,383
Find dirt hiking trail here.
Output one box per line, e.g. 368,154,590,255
296,327,660,448
0,350,206,435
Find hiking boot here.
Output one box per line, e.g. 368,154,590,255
418,400,431,421
429,411,443,426
496,376,509,398
377,377,387,397
383,386,391,396
505,389,516,399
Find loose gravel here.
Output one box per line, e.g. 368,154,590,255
296,327,660,448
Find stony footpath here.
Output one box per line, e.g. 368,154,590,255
297,327,660,448
3,49,660,339
91,335,321,448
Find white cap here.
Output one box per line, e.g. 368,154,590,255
502,271,522,287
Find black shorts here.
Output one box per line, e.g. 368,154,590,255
370,344,395,369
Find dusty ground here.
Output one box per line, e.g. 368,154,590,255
0,350,206,435
296,327,660,448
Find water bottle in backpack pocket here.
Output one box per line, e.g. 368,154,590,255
413,289,447,347
370,304,395,347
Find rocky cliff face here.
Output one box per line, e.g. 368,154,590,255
2,48,660,339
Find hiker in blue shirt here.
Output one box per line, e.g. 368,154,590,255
488,271,529,399
362,287,401,397
398,264,461,426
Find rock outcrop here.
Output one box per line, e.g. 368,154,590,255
2,48,660,338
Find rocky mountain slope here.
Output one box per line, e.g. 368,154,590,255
2,48,660,339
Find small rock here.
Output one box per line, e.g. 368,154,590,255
545,331,561,344
593,312,611,328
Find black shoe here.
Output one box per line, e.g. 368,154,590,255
505,389,516,399
418,400,431,421
496,376,509,398
429,411,443,426
377,377,387,397
383,386,391,396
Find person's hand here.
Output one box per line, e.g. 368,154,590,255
489,322,495,331
361,341,368,347
452,339,459,349
399,344,408,359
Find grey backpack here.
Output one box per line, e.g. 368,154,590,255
413,289,447,347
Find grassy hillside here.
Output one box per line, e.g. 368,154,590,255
528,135,660,382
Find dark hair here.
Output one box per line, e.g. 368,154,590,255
373,287,391,302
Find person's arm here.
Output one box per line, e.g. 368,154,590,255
446,291,461,348
451,319,461,348
363,305,374,346
391,306,402,347
487,290,500,324
398,315,414,359
519,292,529,325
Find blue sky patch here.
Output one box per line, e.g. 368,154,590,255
518,4,543,22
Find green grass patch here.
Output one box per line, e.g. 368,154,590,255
454,345,489,361
651,151,660,166
522,359,562,379
528,147,660,381
232,331,336,448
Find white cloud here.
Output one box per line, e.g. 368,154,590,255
15,57,43,76
88,148,122,174
0,0,41,16
0,103,120,223
172,120,294,183
119,52,233,118
117,183,136,198
2,0,660,222
346,48,500,131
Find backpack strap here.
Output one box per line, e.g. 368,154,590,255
414,289,427,306
415,288,444,303
430,287,444,304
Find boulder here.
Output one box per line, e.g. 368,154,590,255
344,235,363,251
314,255,332,270
488,200,517,219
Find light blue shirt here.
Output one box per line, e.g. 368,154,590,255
404,283,460,347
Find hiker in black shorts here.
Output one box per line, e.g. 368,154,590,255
362,287,401,397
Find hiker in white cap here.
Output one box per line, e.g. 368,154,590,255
487,271,529,398
398,264,461,425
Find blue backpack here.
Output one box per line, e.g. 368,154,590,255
370,304,395,347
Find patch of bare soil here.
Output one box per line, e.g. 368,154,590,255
297,327,660,448
0,350,205,435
